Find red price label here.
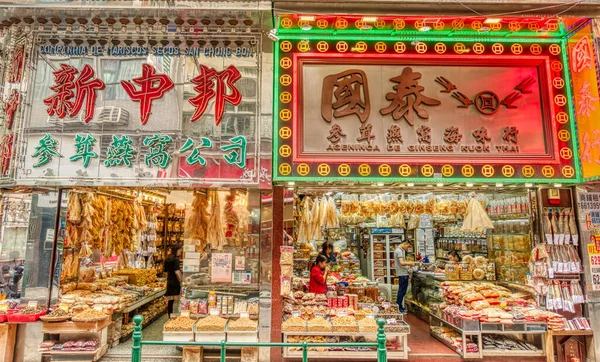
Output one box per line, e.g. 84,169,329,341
591,255,600,265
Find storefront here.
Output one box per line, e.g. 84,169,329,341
271,14,595,361
0,9,274,362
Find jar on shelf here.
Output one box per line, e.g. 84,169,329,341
366,282,379,301
348,282,365,297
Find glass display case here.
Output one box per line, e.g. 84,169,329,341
409,272,443,317
488,217,532,285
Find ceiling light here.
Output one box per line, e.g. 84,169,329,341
525,183,533,188
554,183,562,188
496,183,503,188
437,183,444,187
377,182,384,187
479,27,490,32
419,26,431,32
301,24,312,31
509,185,517,188
481,185,489,188
466,183,474,187
287,181,295,186
407,183,415,187
371,183,378,187
299,16,316,22
484,18,502,24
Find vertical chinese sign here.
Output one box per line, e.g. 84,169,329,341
18,37,265,186
0,34,28,183
273,16,580,183
570,23,600,181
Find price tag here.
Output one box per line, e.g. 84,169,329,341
292,311,301,317
27,301,39,309
240,312,249,318
0,304,8,312
366,314,375,319
386,318,396,324
382,302,391,309
180,310,190,317
315,313,324,318
548,268,554,279
209,309,220,316
337,311,347,317
93,305,103,311
59,305,69,312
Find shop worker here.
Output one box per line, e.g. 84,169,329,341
319,241,337,264
309,254,329,294
164,244,183,318
395,240,417,313
447,250,461,264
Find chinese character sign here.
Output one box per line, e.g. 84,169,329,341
22,40,261,185
570,24,600,180
275,37,576,182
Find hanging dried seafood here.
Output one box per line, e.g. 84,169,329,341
224,190,239,239
297,196,312,247
131,197,147,250
206,191,225,248
103,199,113,258
187,192,209,247
79,192,95,257
66,192,82,223
461,197,494,232
90,195,107,250
110,199,134,255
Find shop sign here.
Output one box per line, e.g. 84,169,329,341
18,36,265,186
587,243,600,291
572,23,600,181
274,35,578,182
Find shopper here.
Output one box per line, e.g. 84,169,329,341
319,241,337,264
447,250,461,264
164,244,182,318
309,254,329,294
394,241,417,313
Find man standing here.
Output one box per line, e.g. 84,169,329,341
394,240,417,313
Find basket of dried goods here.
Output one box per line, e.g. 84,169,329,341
40,308,71,322
331,316,358,333
71,309,108,323
227,317,258,343
307,316,332,333
195,315,227,343
8,307,46,323
282,316,307,333
163,316,196,342
358,317,378,332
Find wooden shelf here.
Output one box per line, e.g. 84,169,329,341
550,329,593,336
42,319,111,334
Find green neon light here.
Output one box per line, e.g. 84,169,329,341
277,34,561,44
272,175,580,184
560,37,583,182
277,28,563,39
273,40,281,178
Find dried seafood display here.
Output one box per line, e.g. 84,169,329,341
187,192,209,245
206,191,225,248
195,315,227,331
72,309,108,322
164,316,196,331
227,317,257,331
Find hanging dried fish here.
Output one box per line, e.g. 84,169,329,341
66,192,82,223
206,191,225,248
187,192,209,247
461,197,493,231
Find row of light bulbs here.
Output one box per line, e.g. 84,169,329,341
285,181,563,189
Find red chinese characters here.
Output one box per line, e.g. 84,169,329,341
121,64,174,125
9,46,24,84
189,64,242,126
4,90,19,130
0,133,13,176
43,64,105,123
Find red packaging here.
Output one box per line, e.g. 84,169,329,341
342,297,348,308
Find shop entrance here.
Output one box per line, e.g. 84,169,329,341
281,185,563,361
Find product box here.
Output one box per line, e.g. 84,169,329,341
184,258,200,266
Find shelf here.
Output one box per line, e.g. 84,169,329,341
492,248,531,252
482,349,544,357
41,319,111,334
41,345,108,356
430,332,462,356
437,237,487,240
122,290,166,313
284,350,407,359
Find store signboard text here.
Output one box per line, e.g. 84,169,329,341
301,62,550,163
39,45,255,58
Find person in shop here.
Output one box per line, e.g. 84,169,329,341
164,244,183,318
309,254,329,294
394,240,417,314
447,250,461,264
319,241,337,264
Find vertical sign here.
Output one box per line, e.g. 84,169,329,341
570,24,600,180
